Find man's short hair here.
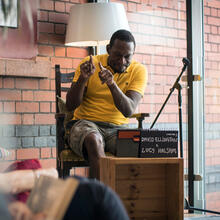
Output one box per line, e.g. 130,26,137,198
109,29,136,49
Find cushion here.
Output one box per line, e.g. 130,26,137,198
0,147,11,160
57,96,74,128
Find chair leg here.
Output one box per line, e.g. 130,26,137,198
63,167,70,178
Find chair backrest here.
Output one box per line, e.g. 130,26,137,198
55,65,75,172
55,64,75,114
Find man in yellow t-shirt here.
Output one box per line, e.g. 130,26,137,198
66,29,147,179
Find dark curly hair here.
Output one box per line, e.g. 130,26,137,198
109,29,136,49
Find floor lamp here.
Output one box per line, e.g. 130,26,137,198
65,2,130,55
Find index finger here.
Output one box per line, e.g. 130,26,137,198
99,62,104,71
89,55,93,65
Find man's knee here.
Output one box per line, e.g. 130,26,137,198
84,133,105,157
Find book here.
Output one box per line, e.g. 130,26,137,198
26,175,79,220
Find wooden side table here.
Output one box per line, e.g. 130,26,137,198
100,157,184,220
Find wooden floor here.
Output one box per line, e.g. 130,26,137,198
184,213,220,219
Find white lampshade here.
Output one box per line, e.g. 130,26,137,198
65,3,130,47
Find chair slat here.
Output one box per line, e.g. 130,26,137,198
61,72,75,83
61,87,69,92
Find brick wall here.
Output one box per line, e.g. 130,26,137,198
0,0,220,211
0,0,88,171
0,0,187,169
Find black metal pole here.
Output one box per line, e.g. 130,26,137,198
176,83,183,158
186,0,194,212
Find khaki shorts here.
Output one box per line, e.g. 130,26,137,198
68,120,128,158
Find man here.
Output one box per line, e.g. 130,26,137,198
66,29,147,179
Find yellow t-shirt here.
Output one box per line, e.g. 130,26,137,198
73,54,147,125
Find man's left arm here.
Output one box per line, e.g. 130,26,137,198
108,84,141,117
98,62,146,117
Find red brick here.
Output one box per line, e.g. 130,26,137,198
39,79,51,90
51,102,56,113
34,91,55,101
51,57,73,69
55,24,65,34
4,102,15,112
174,20,186,30
41,148,52,158
48,34,65,45
65,3,74,13
72,59,81,69
36,56,51,62
211,8,218,16
40,0,54,11
50,79,55,90
166,18,175,28
178,30,186,39
38,10,48,21
16,102,39,113
211,44,218,52
49,12,68,24
70,0,82,3
16,78,39,90
38,22,54,33
17,148,40,160
0,113,21,125
22,91,34,101
51,147,57,158
128,2,137,12
208,34,220,44
35,114,55,124
0,102,3,112
0,90,21,101
22,114,34,125
3,78,15,88
66,48,88,59
39,159,56,169
55,1,65,12
55,47,66,57
38,45,54,56
0,60,6,76
175,39,186,49
72,167,88,177
207,16,220,26
38,33,49,44
204,6,210,15
40,102,50,112
151,56,167,65
0,78,2,88
162,8,178,19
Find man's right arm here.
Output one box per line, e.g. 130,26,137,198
66,55,95,111
66,75,88,111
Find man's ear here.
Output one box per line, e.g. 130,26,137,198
106,44,110,54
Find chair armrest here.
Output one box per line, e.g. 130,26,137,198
130,113,150,129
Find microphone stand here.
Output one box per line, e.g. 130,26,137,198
185,199,220,215
150,58,189,158
150,58,220,216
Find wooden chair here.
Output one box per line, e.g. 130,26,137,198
55,64,150,178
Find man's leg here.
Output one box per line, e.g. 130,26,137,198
69,120,105,179
83,132,105,179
